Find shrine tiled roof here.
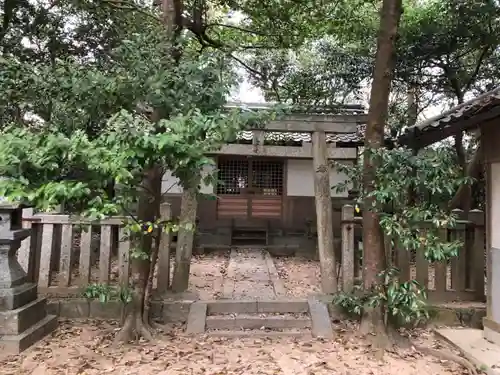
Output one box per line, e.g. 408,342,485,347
399,87,500,147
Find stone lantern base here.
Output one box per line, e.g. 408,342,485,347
0,203,57,353
0,284,58,353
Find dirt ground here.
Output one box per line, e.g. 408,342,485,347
0,319,465,375
181,250,229,300
274,256,322,298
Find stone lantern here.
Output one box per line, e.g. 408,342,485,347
0,203,57,353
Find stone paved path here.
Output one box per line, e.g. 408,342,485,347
222,248,286,300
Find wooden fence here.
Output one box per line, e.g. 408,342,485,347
340,204,486,302
17,204,172,297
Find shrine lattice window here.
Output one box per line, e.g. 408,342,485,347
216,159,248,194
252,160,284,196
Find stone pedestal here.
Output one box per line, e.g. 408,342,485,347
0,203,57,353
483,244,500,346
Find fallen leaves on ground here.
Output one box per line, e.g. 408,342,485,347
0,319,463,375
274,256,322,298
185,250,230,299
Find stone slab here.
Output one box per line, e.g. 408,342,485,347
161,301,192,323
308,297,333,339
207,300,258,314
185,302,207,334
491,247,500,322
0,283,37,311
35,299,193,323
222,249,277,300
429,304,486,328
0,297,47,335
257,300,309,313
483,317,500,346
230,280,276,300
89,300,122,319
0,314,58,354
434,328,500,375
46,300,61,316
206,330,312,339
206,315,311,330
484,325,500,348
59,299,90,318
264,252,287,297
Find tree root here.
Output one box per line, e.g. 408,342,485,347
114,312,155,345
413,344,478,375
150,321,170,330
358,321,479,375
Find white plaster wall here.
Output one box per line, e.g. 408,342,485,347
162,165,215,195
286,159,353,197
490,162,500,323
491,162,500,249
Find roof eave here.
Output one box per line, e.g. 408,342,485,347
399,105,500,148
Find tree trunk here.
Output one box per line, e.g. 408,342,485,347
115,166,162,343
407,85,419,206
171,181,198,292
360,0,402,342
449,91,475,212
115,0,184,342
453,132,472,212
158,0,189,293
449,143,482,210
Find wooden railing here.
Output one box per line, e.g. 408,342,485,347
340,205,486,302
17,204,172,297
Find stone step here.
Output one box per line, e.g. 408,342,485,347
0,314,58,354
0,297,48,335
206,300,309,314
206,315,311,330
185,299,333,339
205,329,312,339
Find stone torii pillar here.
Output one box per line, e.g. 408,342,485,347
312,131,337,294
0,203,57,353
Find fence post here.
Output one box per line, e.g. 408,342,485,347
118,226,130,287
156,202,172,294
415,228,429,289
434,228,448,296
450,208,467,292
18,208,34,280
469,209,485,301
99,225,112,284
341,204,355,292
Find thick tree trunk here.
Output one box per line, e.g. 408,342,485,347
159,0,189,293
115,166,162,343
453,132,472,212
360,0,402,342
407,86,419,206
171,181,198,292
449,144,482,210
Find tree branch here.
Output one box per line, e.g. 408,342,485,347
449,144,482,210
228,53,265,78
100,0,162,22
204,22,279,37
0,0,17,43
464,45,490,93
